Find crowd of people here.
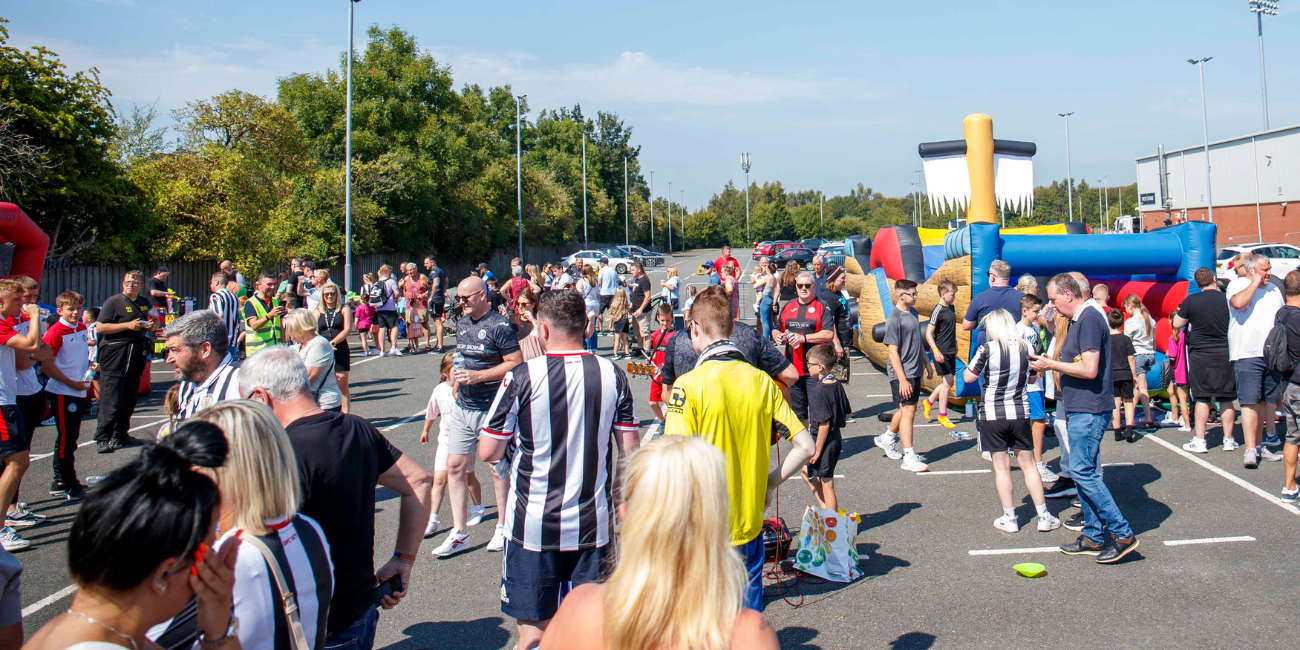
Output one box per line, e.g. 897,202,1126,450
2,242,1299,650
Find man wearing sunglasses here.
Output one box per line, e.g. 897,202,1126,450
777,272,835,423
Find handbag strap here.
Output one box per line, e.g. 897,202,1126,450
241,533,313,650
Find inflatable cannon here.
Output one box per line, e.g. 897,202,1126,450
841,114,1217,405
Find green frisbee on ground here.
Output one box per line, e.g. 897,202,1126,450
1013,562,1047,578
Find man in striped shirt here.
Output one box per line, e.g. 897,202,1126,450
479,289,639,649
162,310,241,425
207,272,240,352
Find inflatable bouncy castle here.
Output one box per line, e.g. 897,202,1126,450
844,115,1216,404
0,203,49,283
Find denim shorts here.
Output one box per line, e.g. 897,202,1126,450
1233,356,1280,406
1135,353,1156,376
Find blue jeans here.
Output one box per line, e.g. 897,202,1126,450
758,295,775,342
736,535,765,611
1066,412,1134,543
324,606,378,650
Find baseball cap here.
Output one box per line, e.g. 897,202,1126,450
476,263,489,270
702,261,715,269
600,257,610,264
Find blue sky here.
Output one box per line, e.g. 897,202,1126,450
7,1,1297,206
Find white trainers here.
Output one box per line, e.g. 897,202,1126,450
1223,437,1240,452
994,514,1019,533
431,530,471,557
1159,415,1180,428
1182,437,1208,453
0,527,29,551
390,348,404,357
5,507,45,528
1258,446,1284,462
487,524,508,552
1243,448,1259,469
423,515,440,538
1037,462,1060,484
874,433,902,460
468,504,486,527
1037,513,1062,532
900,454,929,473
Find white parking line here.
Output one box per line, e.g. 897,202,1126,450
30,416,170,461
1163,536,1256,546
380,410,427,432
968,546,1060,556
1144,433,1300,517
22,584,77,617
920,469,992,476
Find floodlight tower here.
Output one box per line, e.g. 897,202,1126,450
740,153,752,243
1249,1,1279,130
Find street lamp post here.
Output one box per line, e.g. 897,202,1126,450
1189,57,1214,222
1058,112,1075,222
680,190,685,252
649,171,655,250
1249,1,1279,130
516,94,525,260
623,157,628,246
344,0,360,293
1102,173,1109,230
667,182,673,254
915,169,923,227
1098,182,1104,231
582,132,588,248
741,153,751,243
819,191,824,238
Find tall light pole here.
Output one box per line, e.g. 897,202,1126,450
819,190,824,238
1189,57,1214,222
649,171,655,249
1058,112,1075,222
915,169,924,227
1102,172,1109,230
623,157,628,246
344,0,360,293
1098,182,1104,231
516,94,526,260
741,153,752,243
582,132,588,247
667,181,673,253
680,189,685,252
1249,1,1279,130
910,183,918,225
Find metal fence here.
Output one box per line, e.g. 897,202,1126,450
37,242,631,307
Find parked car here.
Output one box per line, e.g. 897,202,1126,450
772,246,815,270
618,245,665,266
565,249,638,274
752,241,774,256
817,241,845,257
801,238,827,251
1215,243,1300,286
755,240,798,257
824,252,846,269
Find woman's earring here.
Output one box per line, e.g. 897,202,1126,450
154,578,168,592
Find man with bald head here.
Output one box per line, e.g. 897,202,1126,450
431,275,523,558
218,260,246,297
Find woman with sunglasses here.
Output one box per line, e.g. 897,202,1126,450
752,258,776,337
512,288,545,361
314,282,354,413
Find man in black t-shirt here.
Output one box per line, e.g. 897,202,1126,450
92,271,157,453
924,279,959,427
1172,267,1237,454
1276,270,1300,502
424,255,448,352
628,262,653,352
662,286,797,392
144,266,171,313
238,347,432,648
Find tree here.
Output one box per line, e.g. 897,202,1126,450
109,101,169,166
0,18,154,263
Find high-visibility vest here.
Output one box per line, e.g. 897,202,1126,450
245,295,281,355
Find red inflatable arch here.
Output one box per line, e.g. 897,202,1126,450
0,204,49,283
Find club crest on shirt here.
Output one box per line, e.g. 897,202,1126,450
478,330,487,340
807,307,816,316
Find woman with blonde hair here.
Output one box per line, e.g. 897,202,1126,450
282,309,342,411
659,266,681,309
607,288,631,360
1121,293,1157,426
1015,273,1038,295
314,282,354,413
195,401,334,650
525,264,544,294
579,266,601,351
540,436,777,650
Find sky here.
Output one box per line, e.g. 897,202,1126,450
7,1,1298,206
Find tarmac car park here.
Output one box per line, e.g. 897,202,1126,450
565,249,639,273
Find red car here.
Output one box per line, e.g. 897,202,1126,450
754,240,797,257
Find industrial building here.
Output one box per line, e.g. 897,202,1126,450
1135,123,1299,246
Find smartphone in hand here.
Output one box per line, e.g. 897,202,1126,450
371,574,404,604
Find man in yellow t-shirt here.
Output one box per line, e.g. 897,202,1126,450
665,289,814,612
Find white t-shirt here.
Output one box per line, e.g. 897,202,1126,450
304,285,322,313
424,381,456,436
378,276,399,311
298,336,342,409
1226,277,1283,360
661,276,680,302
597,266,619,295
1017,322,1044,392
579,279,600,315
1124,314,1155,356
13,316,41,396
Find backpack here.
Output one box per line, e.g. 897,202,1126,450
1263,309,1296,378
367,280,389,307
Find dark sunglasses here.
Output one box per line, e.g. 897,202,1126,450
456,289,485,303
796,283,813,289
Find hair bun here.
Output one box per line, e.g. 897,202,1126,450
159,420,229,469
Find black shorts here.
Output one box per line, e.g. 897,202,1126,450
978,418,1033,452
333,342,352,372
374,309,399,330
430,300,445,318
933,356,956,377
790,375,811,422
891,376,923,406
1188,348,1236,402
501,541,609,622
612,318,628,334
0,404,29,458
599,294,613,314
806,432,842,479
1113,379,1134,399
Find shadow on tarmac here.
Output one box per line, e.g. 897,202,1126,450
889,631,938,649
385,617,510,650
776,626,824,649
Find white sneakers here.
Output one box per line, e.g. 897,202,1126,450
1258,446,1284,462
468,504,486,527
1223,437,1240,452
900,454,929,473
487,524,508,552
874,433,902,460
1037,462,1060,484
1037,513,1062,532
994,514,1019,533
390,348,404,357
1182,437,1209,453
432,530,471,557
423,515,440,538
4,507,45,528
0,527,28,551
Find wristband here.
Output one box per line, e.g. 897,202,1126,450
393,551,416,563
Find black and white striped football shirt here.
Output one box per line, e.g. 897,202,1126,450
175,353,242,421
481,350,639,552
208,292,241,349
968,341,1032,421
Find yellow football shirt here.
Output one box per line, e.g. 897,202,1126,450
664,359,806,545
